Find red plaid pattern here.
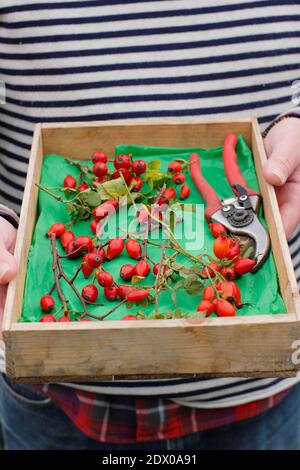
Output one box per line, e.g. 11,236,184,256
38,384,290,443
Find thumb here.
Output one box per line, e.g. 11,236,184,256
0,219,18,284
263,145,300,186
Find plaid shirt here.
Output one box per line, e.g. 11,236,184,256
37,384,290,443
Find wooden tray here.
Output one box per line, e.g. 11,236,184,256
3,118,300,383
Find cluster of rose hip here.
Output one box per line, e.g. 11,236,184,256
63,152,191,234
39,220,160,322
64,151,147,192
196,222,256,317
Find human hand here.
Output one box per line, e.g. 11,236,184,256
263,117,300,239
0,218,18,337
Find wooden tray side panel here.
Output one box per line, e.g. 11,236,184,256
41,119,252,159
3,125,44,329
5,315,300,383
251,120,299,312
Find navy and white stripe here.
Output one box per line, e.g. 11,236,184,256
1,0,300,407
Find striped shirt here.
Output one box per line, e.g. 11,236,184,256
1,0,300,409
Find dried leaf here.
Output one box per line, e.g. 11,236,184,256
131,275,145,284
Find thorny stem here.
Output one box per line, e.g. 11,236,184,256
119,172,137,211
146,255,156,265
55,244,89,318
37,183,91,214
153,244,167,313
142,239,148,259
48,275,61,296
97,299,127,321
58,244,90,259
85,300,104,306
70,265,82,283
154,184,166,205
50,234,69,312
64,158,94,179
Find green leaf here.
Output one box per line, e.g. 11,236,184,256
119,192,143,206
174,308,183,318
151,311,165,319
139,297,149,307
95,177,127,200
147,160,161,171
184,280,203,296
76,190,102,208
136,310,146,319
66,202,76,215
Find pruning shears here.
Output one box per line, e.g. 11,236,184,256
189,133,270,272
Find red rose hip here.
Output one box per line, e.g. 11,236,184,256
134,260,150,278
91,151,109,164
104,285,119,301
40,314,56,322
130,176,143,192
96,270,114,287
47,222,66,238
60,230,75,249
92,162,108,177
126,289,149,302
63,174,76,189
40,294,55,312
82,284,98,302
113,154,131,170
132,159,146,175
120,264,135,281
106,238,125,260
126,239,142,260
179,185,190,200
209,223,227,238
234,258,256,275
172,173,185,185
168,161,182,173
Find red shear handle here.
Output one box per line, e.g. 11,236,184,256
189,153,222,221
223,133,259,197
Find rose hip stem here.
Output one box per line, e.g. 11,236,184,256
154,244,167,314
36,183,92,215
79,299,127,321
64,158,94,179
70,265,82,283
142,239,148,259
96,299,127,321
50,234,69,312
58,244,90,259
85,300,104,306
154,184,166,205
48,274,62,296
54,242,90,318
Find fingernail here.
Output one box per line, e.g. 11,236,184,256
271,166,287,185
0,262,11,281
265,160,288,185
